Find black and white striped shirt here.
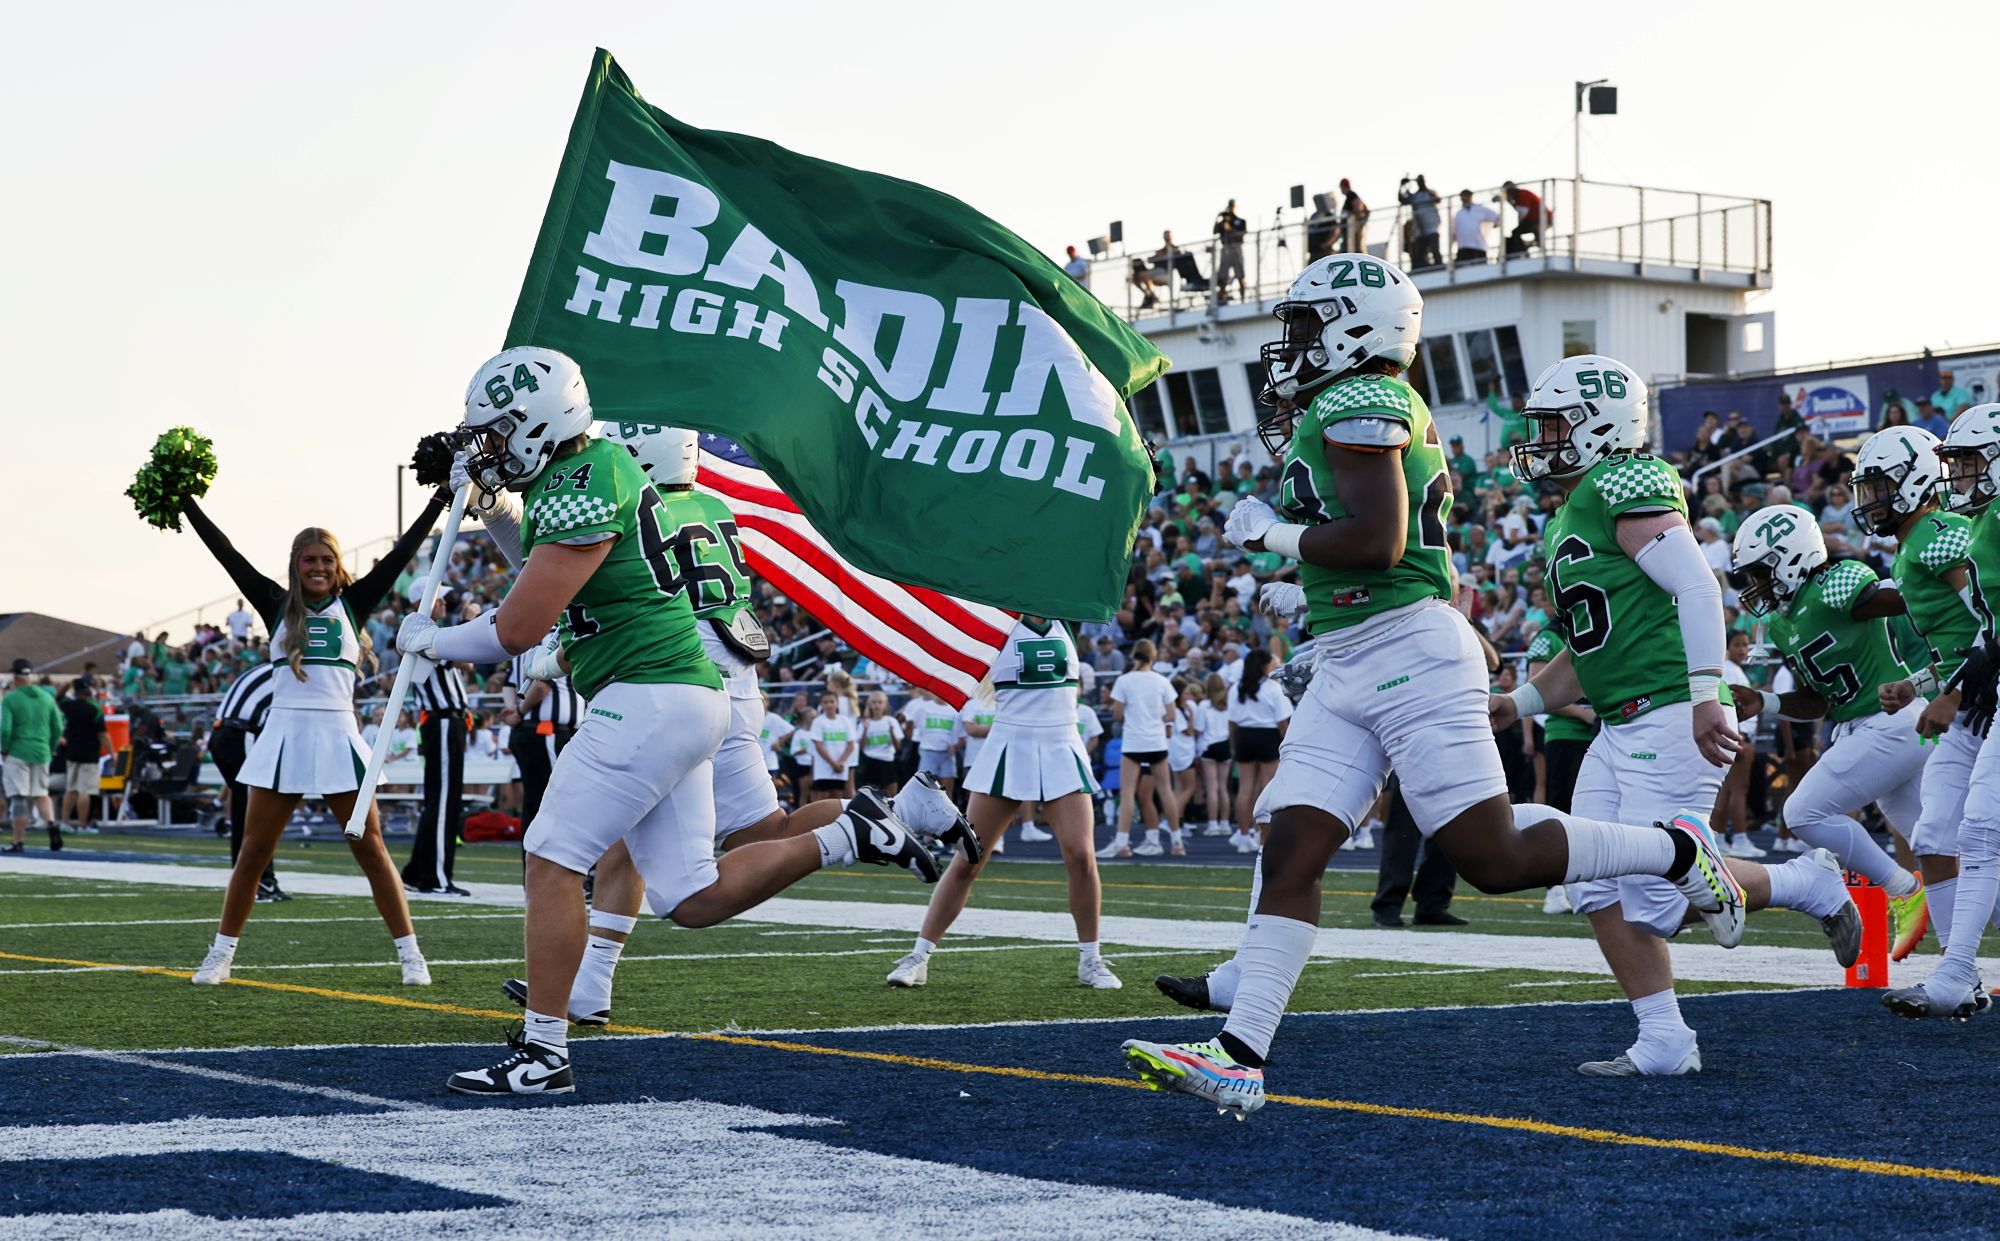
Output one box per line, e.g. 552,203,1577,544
214,664,276,733
411,663,470,716
508,649,582,728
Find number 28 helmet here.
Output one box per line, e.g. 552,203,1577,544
1256,254,1422,456
1936,403,2000,514
600,422,700,487
1511,354,1650,482
459,346,594,493
1850,425,1941,535
1730,504,1827,616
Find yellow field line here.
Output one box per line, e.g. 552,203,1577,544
7,946,1992,1188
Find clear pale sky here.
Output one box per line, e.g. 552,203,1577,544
6,0,1997,635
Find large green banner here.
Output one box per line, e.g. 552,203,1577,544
506,50,1167,622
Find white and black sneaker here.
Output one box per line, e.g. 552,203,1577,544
501,977,611,1027
890,772,982,865
447,1027,574,1096
846,788,942,883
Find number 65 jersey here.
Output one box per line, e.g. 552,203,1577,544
1540,452,1689,723
1276,373,1453,636
1763,561,1912,723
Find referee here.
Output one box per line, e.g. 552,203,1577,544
401,620,471,896
211,663,285,901
505,625,580,834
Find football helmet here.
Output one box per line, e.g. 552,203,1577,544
1731,504,1827,616
1851,426,1941,535
1256,253,1422,450
459,347,593,492
1937,403,2000,514
600,422,699,487
1511,355,1649,482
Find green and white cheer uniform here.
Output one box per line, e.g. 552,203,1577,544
238,597,371,795
1258,373,1506,834
963,619,1099,803
520,439,731,916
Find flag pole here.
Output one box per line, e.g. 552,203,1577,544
344,483,471,839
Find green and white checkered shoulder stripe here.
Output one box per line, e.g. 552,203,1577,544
1309,376,1413,421
532,493,619,539
1815,560,1876,611
1524,630,1562,662
1590,455,1684,509
1919,522,1972,571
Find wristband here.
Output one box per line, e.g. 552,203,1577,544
1759,690,1783,719
1911,668,1940,698
1688,673,1721,705
430,611,512,665
1261,523,1306,562
1508,682,1546,718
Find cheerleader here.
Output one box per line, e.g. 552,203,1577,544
180,487,449,986
885,617,1120,990
1165,677,1200,857
1195,673,1234,839
1100,640,1184,858
1226,649,1292,849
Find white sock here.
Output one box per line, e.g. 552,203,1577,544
1627,988,1696,1074
1143,829,1160,846
812,820,857,867
1516,803,1679,884
910,935,936,960
393,933,420,957
524,1009,568,1053
212,932,238,953
1934,820,2000,993
1078,940,1100,962
1788,811,1910,892
1219,914,1318,1061
1928,875,1958,950
1765,855,1846,918
1206,956,1241,1010
572,912,637,1010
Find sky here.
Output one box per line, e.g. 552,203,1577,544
5,0,1999,635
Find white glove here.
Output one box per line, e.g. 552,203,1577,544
1259,582,1308,620
520,633,565,683
449,451,474,495
395,613,439,658
450,450,503,513
1224,495,1279,549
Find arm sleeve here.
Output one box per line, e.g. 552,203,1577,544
478,493,525,570
347,492,448,615
1632,523,1727,676
180,498,284,628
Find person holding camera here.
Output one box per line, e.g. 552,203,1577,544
1398,175,1441,270
1213,200,1247,303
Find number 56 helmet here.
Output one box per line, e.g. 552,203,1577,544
1256,254,1422,455
1850,425,1941,535
1730,504,1827,616
600,422,700,488
1937,403,2000,514
1511,354,1650,482
459,346,594,492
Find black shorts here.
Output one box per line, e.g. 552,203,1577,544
858,755,899,789
1124,749,1168,773
1233,726,1281,764
811,777,849,792
1202,741,1231,763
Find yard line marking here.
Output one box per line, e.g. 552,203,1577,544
0,1035,438,1112
0,943,1066,975
1352,968,1498,979
0,912,527,930
1509,979,1626,988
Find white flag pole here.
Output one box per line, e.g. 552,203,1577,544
345,484,470,840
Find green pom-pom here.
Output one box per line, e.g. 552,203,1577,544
127,426,218,532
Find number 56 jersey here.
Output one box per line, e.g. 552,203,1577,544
1276,374,1453,635
1540,452,1689,722
522,436,722,701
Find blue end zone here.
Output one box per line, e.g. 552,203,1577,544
0,1056,390,1127
0,1151,508,1219
9,990,1996,1238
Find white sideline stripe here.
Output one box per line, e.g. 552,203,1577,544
0,944,1066,975
0,913,526,930
0,1036,436,1112
8,854,1993,987
1352,968,1498,979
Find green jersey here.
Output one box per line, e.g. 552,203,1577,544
522,438,722,701
1276,373,1452,634
654,489,754,626
1764,561,1911,724
1891,510,1981,681
1540,452,1689,723
1971,507,2000,640
1523,628,1597,743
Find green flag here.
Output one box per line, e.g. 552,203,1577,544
506,50,1167,622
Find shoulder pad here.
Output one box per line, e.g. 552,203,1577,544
1590,454,1683,511
1816,560,1877,612
1324,415,1413,451
1309,376,1414,423
1919,520,1972,572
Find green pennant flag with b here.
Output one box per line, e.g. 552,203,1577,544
506,50,1167,622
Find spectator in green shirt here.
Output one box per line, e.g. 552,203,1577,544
2,661,64,852
159,653,193,696
1447,435,1478,482
1932,369,1974,423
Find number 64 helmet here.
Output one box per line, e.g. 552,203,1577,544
1511,354,1650,482
1730,504,1828,616
459,346,594,492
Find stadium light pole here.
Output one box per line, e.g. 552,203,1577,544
1573,79,1615,263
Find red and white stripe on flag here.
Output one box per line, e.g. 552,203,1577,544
695,449,1012,707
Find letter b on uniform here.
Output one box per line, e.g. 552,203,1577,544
1016,638,1068,685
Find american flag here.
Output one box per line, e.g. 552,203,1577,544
694,433,1012,707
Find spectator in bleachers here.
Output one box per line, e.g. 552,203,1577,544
1933,369,1973,422
1062,244,1089,286
1397,175,1442,270
1501,181,1547,254
1453,189,1499,265
1128,231,1180,310
1213,200,1248,303
1915,397,1949,438
1877,388,1916,427
1337,179,1369,253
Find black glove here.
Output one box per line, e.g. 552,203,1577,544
411,432,458,489
1950,638,2000,738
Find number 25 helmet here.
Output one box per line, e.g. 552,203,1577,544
1256,253,1423,456
1730,504,1827,616
1936,403,2000,514
1511,354,1650,482
1850,425,1941,535
459,346,594,492
600,422,700,488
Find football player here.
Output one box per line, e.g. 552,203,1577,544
1728,505,1930,957
1119,257,1743,1118
396,350,953,1096
1489,356,1859,1076
1881,411,2000,1018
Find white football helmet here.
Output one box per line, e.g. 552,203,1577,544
459,347,593,492
1257,253,1422,454
1937,403,2000,514
600,422,699,487
1511,355,1649,482
1730,504,1827,616
1851,425,1942,535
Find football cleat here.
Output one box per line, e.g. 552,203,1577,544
447,1027,575,1096
190,943,234,986
1122,1038,1264,1118
1155,972,1227,1013
1542,885,1573,914
885,952,929,988
502,977,610,1026
845,788,942,882
400,951,433,987
1661,810,1747,948
254,879,291,903
1079,956,1123,989
46,823,62,852
1577,1045,1703,1077
1883,980,1989,1022
1890,878,1930,961
887,774,980,865
1798,849,1862,967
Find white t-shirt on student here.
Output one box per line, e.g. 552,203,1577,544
1111,669,1178,752
807,713,857,782
760,711,791,771
1227,678,1294,729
